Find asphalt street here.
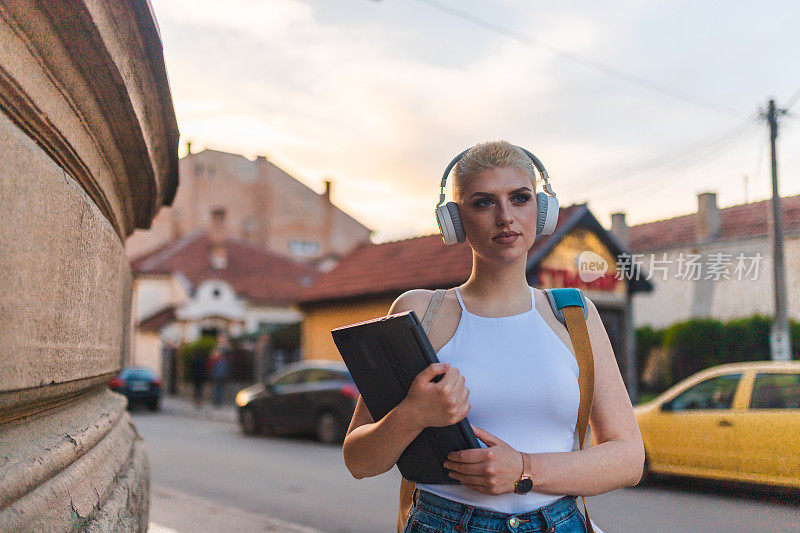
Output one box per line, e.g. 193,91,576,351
133,410,800,532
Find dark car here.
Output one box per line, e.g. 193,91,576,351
235,360,359,444
109,366,162,411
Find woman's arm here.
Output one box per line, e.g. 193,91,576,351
342,290,471,479
444,296,644,496
343,394,428,479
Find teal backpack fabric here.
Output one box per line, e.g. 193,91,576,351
544,287,588,326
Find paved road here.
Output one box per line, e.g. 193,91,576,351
133,410,800,532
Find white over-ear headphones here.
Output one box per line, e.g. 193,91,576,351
435,144,560,245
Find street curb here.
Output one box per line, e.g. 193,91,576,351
158,396,237,424
149,486,321,533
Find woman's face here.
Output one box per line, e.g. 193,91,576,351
457,166,538,262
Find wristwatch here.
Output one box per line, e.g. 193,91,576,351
513,451,533,494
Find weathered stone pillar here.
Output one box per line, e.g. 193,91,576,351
0,1,178,530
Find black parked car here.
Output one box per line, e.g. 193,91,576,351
235,360,359,444
109,366,162,411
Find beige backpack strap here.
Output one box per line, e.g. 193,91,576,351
398,289,447,533
562,304,596,533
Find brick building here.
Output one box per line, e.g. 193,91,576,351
131,208,321,383
125,148,373,267
611,192,800,331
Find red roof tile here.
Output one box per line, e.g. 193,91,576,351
295,205,586,303
628,194,800,252
130,231,319,306
138,305,176,332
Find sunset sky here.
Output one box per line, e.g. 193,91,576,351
149,0,800,242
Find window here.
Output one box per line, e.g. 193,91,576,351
288,240,320,256
750,373,800,410
273,370,309,386
305,369,347,383
120,368,156,380
662,373,742,412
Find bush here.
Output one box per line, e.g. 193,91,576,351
178,335,216,382
719,315,771,364
637,316,800,393
663,318,724,385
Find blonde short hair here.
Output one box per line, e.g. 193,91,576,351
453,140,536,202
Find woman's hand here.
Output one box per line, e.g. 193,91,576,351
443,425,524,495
403,362,470,430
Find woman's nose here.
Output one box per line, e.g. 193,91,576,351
496,202,513,225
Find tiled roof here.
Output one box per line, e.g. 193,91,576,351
130,231,319,306
628,194,800,252
138,305,176,332
295,204,587,304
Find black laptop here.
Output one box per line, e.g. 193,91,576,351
331,310,482,484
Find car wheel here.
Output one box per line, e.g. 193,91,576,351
241,408,259,436
315,411,342,444
148,398,160,411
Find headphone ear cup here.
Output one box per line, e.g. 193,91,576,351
435,202,465,245
446,202,466,243
536,192,559,235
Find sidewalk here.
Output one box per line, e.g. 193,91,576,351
159,395,237,424
149,486,321,533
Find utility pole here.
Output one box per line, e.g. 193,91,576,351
764,99,791,360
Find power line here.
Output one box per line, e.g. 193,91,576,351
784,87,800,111
585,119,761,204
410,0,744,119
565,114,760,199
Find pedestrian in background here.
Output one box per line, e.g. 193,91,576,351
189,350,207,408
209,348,231,407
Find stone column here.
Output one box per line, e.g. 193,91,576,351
0,1,178,530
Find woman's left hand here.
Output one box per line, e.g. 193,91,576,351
443,425,524,495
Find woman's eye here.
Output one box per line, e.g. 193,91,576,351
473,195,530,208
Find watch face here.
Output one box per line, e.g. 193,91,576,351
515,478,533,494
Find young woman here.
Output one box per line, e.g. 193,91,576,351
342,141,644,533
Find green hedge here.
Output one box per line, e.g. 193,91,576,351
637,315,800,392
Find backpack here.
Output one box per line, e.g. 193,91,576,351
397,287,596,533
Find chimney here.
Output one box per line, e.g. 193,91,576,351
696,192,720,242
209,206,228,269
324,179,332,202
186,140,192,155
610,212,629,247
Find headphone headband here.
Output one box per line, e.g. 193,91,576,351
437,144,555,207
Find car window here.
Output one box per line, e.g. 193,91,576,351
663,373,742,411
273,370,308,386
120,368,155,380
749,373,800,410
304,369,335,382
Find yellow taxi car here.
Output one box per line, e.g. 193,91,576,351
634,360,800,489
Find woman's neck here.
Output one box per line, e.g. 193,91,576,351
459,254,532,314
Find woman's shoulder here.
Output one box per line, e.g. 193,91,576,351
388,288,442,316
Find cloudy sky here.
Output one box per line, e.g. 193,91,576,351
149,0,800,243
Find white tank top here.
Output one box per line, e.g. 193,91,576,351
415,285,580,513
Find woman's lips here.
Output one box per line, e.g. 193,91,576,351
492,234,519,244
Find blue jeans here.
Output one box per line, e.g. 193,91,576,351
403,488,587,533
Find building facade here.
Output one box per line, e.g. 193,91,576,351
0,1,178,529
131,208,321,384
612,192,800,330
125,148,373,266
